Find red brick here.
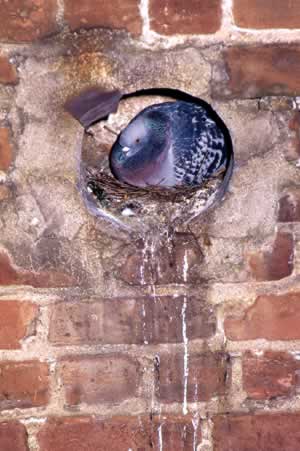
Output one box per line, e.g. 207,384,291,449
243,351,300,400
59,355,141,406
49,296,216,346
0,128,13,171
213,413,300,451
0,56,18,85
121,233,203,285
0,250,74,288
49,301,104,345
149,0,221,35
0,421,29,451
145,295,216,344
64,0,142,36
156,352,229,403
0,0,58,43
224,292,300,341
248,231,294,281
38,416,151,451
0,301,38,349
278,188,300,222
38,415,201,451
214,46,300,99
0,185,12,201
152,415,202,451
287,112,300,161
0,361,49,410
233,0,300,29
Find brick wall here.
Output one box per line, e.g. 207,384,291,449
1,1,300,450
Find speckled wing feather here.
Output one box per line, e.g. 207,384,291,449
168,102,227,186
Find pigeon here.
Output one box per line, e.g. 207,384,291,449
110,100,232,188
65,89,233,193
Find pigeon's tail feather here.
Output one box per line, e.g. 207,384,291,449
65,88,122,128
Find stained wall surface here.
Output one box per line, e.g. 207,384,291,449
1,1,300,450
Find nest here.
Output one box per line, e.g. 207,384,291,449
85,167,220,205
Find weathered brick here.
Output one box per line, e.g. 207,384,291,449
157,233,204,284
0,250,74,288
38,415,201,451
149,0,221,35
59,355,141,406
243,351,300,400
0,361,49,410
38,416,151,451
49,301,105,345
287,112,300,161
145,296,216,344
49,296,216,346
0,56,18,85
0,128,13,171
224,292,300,341
213,413,300,451
152,415,202,451
0,185,12,201
278,188,300,222
0,301,38,349
214,46,300,99
0,421,29,451
248,231,294,281
64,0,142,36
156,352,229,403
121,233,203,285
0,0,58,43
233,0,300,29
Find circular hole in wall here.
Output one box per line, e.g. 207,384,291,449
70,88,234,235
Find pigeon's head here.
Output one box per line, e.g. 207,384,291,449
110,107,171,186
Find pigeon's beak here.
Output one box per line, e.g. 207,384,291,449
122,146,130,153
110,141,127,167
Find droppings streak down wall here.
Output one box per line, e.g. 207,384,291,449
1,1,300,450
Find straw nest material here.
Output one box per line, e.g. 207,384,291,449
85,166,224,205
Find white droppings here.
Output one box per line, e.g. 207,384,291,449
21,417,47,425
149,236,158,300
142,302,146,317
140,239,148,285
121,207,135,217
31,217,39,226
183,250,189,283
0,171,7,183
192,413,200,451
182,294,189,415
253,350,264,356
181,249,189,415
142,299,148,345
194,382,198,403
293,97,300,110
139,0,157,44
158,424,163,451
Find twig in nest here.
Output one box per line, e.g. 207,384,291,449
103,125,119,136
85,167,218,204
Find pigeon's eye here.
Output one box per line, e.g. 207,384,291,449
135,138,140,144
